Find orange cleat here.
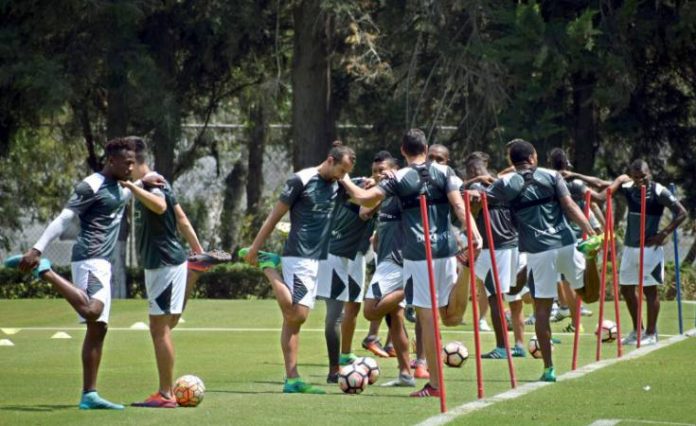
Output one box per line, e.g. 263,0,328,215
131,392,177,408
409,383,440,397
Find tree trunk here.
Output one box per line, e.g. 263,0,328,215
246,103,267,223
291,0,335,170
571,72,598,174
220,159,248,254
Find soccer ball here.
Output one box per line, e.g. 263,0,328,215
597,319,618,342
353,356,380,385
338,364,369,394
528,336,554,359
173,375,205,407
442,341,469,368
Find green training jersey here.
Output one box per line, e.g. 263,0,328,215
469,181,518,250
134,180,187,270
375,195,403,265
328,177,376,259
618,181,679,248
378,162,459,261
486,167,575,254
66,173,131,262
279,167,342,259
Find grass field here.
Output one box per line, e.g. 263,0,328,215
1,299,695,425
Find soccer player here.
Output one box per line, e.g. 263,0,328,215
241,142,355,394
341,129,482,397
593,160,686,345
6,138,142,409
485,139,595,382
124,137,205,408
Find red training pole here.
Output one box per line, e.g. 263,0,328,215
595,192,612,361
464,192,484,399
418,194,447,412
607,193,623,357
572,191,592,370
636,185,646,348
481,193,517,388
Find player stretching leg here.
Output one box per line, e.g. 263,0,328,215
241,142,355,394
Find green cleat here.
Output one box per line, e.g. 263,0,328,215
283,378,326,394
339,352,358,366
540,367,556,382
237,247,281,270
577,235,604,259
79,391,125,410
511,345,526,358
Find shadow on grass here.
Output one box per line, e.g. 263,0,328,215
0,404,74,412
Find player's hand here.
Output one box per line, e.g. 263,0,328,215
465,189,481,202
616,174,631,184
560,170,575,179
380,169,397,181
646,231,667,247
118,180,135,189
142,173,166,188
362,178,377,189
243,247,259,266
19,248,41,273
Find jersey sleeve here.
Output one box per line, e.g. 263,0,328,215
656,184,680,213
279,174,304,206
378,176,399,197
446,166,463,193
65,181,97,216
553,172,570,198
486,176,515,203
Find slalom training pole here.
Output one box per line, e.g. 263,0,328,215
607,193,623,357
464,192,484,399
636,185,646,348
669,183,683,335
572,191,592,370
418,194,447,413
595,193,612,361
481,193,516,388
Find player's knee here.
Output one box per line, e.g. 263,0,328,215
363,306,380,322
286,309,308,326
81,306,103,321
442,314,462,327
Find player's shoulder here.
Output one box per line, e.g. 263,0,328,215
75,173,105,195
654,182,668,195
535,167,559,180
294,167,320,186
621,180,634,190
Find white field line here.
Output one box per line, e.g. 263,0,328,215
589,420,695,426
417,329,694,426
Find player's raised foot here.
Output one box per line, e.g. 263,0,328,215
283,378,325,394
409,383,440,398
380,373,416,387
481,347,507,359
237,247,281,270
3,255,52,278
79,391,125,410
383,344,397,357
361,336,390,358
562,322,584,333
131,392,177,408
339,352,358,366
413,364,430,379
577,234,604,259
511,345,526,358
326,373,339,384
187,249,232,272
540,367,556,382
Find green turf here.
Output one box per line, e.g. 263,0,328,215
0,299,694,425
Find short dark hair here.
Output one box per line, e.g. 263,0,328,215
629,159,650,175
328,140,356,163
125,136,147,164
373,150,393,163
548,148,571,171
465,151,490,165
105,137,136,158
401,129,427,156
507,139,536,165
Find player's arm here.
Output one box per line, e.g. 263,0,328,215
592,174,630,202
173,204,204,254
560,195,595,237
447,189,482,247
464,175,496,187
590,202,605,230
646,189,687,246
340,175,385,208
119,180,166,214
243,201,290,266
359,204,380,221
562,171,613,190
20,208,77,272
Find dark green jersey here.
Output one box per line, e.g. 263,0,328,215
469,182,518,250
618,181,679,247
134,180,187,269
329,177,376,259
279,167,341,259
564,178,600,238
378,162,459,261
375,195,403,265
66,173,131,262
487,167,575,254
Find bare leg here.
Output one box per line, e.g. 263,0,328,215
363,290,404,321
643,286,660,335
442,270,469,325
487,295,505,348
183,269,201,310
559,281,577,319
478,281,489,321
509,300,525,347
82,322,107,391
150,315,175,397
389,308,411,375
621,285,640,331
533,298,554,369
416,307,440,389
41,270,104,320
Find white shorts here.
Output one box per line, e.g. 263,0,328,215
316,253,366,302
145,262,187,315
506,252,529,302
404,257,458,308
71,259,112,323
475,248,518,297
619,246,664,286
281,257,320,309
366,260,403,300
527,244,586,299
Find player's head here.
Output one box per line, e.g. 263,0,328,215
466,151,490,167
104,137,136,180
427,144,449,165
628,159,651,186
507,139,537,167
372,150,398,181
401,129,427,158
548,147,571,171
465,155,489,180
128,136,148,165
326,141,356,181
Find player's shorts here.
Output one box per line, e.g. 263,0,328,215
619,246,664,286
145,262,187,316
404,257,457,308
71,258,112,323
526,244,586,299
475,247,518,298
365,259,403,301
281,256,320,309
316,253,366,302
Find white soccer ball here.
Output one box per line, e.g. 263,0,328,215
528,336,554,359
338,364,369,394
353,356,380,385
442,341,469,368
173,374,205,407
597,319,618,343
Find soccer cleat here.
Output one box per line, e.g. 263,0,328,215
404,306,416,323
511,345,526,358
540,367,556,382
380,373,416,387
639,333,658,346
549,302,559,321
79,391,125,410
562,322,584,333
283,378,326,394
413,364,430,379
580,305,593,317
524,314,536,326
478,318,492,332
577,235,604,259
131,392,177,408
3,255,52,278
237,247,281,270
339,352,358,366
551,307,570,322
187,249,232,272
481,347,507,359
409,383,441,398
551,337,562,344
621,330,641,345
361,336,390,358
384,344,397,357
326,373,339,384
